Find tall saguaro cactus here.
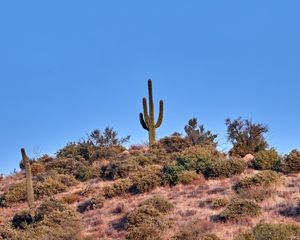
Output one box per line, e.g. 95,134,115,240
139,79,164,146
21,148,35,214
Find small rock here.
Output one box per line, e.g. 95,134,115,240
243,154,254,163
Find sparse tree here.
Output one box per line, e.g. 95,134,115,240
88,127,130,147
226,118,269,157
184,118,218,146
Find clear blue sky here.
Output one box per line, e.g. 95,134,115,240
1,1,300,175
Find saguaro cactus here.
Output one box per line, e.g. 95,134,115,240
139,79,164,146
21,148,35,214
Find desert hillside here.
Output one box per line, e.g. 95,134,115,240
0,119,300,240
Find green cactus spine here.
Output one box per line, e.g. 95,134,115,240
21,148,35,214
139,79,164,146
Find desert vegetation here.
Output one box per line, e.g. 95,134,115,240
0,81,299,239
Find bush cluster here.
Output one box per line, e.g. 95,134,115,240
234,223,300,240
4,181,27,203
103,179,132,198
57,127,129,162
234,170,282,201
30,163,46,176
45,158,94,182
280,149,300,173
178,145,223,161
158,135,191,153
100,156,139,180
211,198,229,209
129,165,163,193
34,173,78,199
204,157,247,179
252,149,281,170
218,198,261,222
125,195,173,240
163,148,245,185
0,199,81,240
178,170,203,185
3,172,78,204
139,195,174,214
102,165,164,198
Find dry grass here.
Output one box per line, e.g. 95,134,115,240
1,170,299,240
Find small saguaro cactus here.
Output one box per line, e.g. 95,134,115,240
21,148,35,215
139,79,164,146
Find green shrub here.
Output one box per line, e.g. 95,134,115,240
75,165,94,181
211,198,229,209
158,135,191,153
30,163,45,176
45,157,83,175
162,155,211,186
178,170,202,185
34,178,67,198
130,165,162,193
125,196,172,240
34,173,78,199
103,179,132,198
126,224,163,240
57,127,129,161
252,149,281,170
234,223,300,240
176,156,212,173
131,155,154,167
139,195,174,214
164,155,242,184
92,145,127,160
219,198,261,222
280,149,300,173
252,223,300,240
46,157,95,181
125,205,166,231
162,165,185,185
100,157,139,180
54,173,78,187
1,199,81,240
234,170,282,201
204,157,247,179
178,145,222,161
4,181,27,203
132,150,174,167
5,172,78,204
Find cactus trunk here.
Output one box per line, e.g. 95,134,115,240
21,148,35,215
139,79,164,146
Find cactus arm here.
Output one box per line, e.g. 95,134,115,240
155,100,164,128
139,113,149,131
142,97,150,126
21,148,35,215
